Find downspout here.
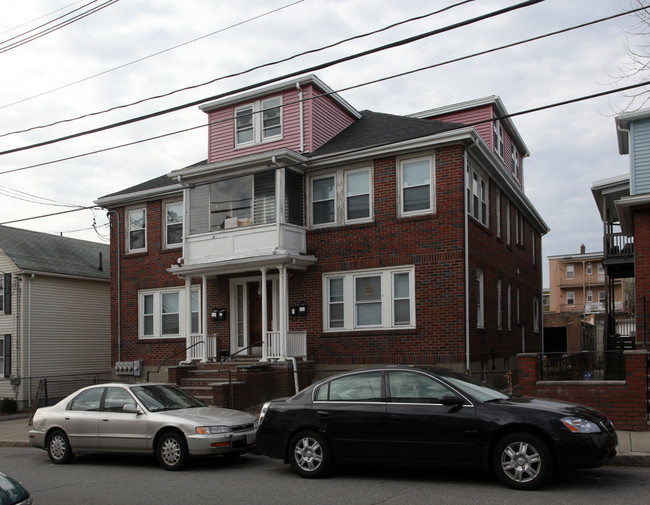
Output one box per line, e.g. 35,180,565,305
464,142,476,373
296,82,304,153
27,274,33,401
106,211,122,362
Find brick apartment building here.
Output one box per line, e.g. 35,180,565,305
95,75,548,382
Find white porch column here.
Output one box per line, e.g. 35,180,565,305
279,264,289,361
260,268,268,362
202,275,209,362
184,277,194,361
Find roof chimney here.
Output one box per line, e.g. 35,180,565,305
580,244,586,255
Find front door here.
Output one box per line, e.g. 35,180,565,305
248,281,272,354
231,278,275,355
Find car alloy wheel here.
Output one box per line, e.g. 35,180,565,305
493,432,553,490
156,431,188,471
289,431,331,478
47,430,73,464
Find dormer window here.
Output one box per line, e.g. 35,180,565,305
511,144,519,179
493,119,504,159
234,96,283,147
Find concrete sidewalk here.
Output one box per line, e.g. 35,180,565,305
1,415,649,466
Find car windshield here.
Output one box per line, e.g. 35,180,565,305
442,373,509,403
130,385,204,412
0,473,29,504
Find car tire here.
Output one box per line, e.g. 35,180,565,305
289,430,332,478
47,430,73,465
493,432,553,490
156,431,189,471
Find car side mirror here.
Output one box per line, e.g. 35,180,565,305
440,394,464,406
123,403,144,415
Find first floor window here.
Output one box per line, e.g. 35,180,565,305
139,288,201,338
1,334,8,377
497,279,503,331
507,283,512,331
533,297,540,332
598,291,606,304
324,267,415,331
127,208,146,252
587,290,593,303
0,276,3,314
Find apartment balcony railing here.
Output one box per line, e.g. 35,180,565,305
604,232,634,260
184,222,307,267
266,331,307,360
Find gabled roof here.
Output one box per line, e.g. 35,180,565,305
616,107,650,154
311,110,465,157
0,225,109,280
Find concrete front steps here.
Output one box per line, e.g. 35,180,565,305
170,358,315,411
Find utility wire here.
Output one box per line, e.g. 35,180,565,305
0,0,88,36
0,1,640,174
0,0,471,135
0,0,305,112
0,0,544,157
0,1,119,55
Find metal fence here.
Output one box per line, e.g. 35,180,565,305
28,372,114,410
539,351,628,381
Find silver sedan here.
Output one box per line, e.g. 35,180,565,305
29,383,257,470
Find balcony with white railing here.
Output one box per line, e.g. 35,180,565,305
184,222,307,268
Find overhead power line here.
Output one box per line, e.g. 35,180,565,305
0,0,544,158
0,3,643,176
0,0,471,136
0,0,306,112
0,0,119,55
0,0,88,36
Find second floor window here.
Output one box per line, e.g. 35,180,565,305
399,156,434,216
468,165,488,226
210,171,275,229
311,167,372,227
566,264,574,278
128,208,146,253
566,291,575,306
234,96,283,147
165,202,183,248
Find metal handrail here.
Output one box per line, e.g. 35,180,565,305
218,340,263,372
146,340,204,381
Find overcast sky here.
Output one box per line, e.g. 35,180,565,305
0,0,645,286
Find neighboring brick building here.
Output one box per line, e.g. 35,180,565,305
95,75,548,382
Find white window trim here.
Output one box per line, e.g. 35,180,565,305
468,164,489,227
310,166,373,228
506,200,511,246
507,282,512,331
164,200,183,249
587,290,593,303
138,287,200,339
126,207,147,254
533,297,540,332
0,334,5,377
496,189,501,238
566,291,575,306
398,154,435,218
586,262,592,275
0,277,3,315
566,264,574,278
322,266,415,331
511,144,519,179
234,96,283,147
493,119,504,159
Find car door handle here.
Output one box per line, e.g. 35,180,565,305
316,411,331,418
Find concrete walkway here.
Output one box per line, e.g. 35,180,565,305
1,414,649,466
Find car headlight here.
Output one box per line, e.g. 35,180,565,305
259,401,271,424
195,425,230,435
561,417,601,433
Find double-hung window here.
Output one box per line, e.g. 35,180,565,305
468,164,489,226
165,201,183,248
493,119,504,158
511,145,519,179
533,297,540,332
324,267,415,331
127,208,146,253
140,287,201,338
566,291,575,306
566,264,574,278
0,277,3,314
399,156,434,216
311,167,372,227
234,96,283,147
1,334,8,378
497,279,503,331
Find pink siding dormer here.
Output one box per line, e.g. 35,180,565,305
410,97,527,189
201,76,359,164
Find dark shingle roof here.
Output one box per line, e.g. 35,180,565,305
311,110,466,157
0,226,109,280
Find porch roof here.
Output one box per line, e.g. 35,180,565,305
167,251,317,277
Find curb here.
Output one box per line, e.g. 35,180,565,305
608,454,650,468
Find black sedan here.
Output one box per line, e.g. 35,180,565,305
256,366,618,490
